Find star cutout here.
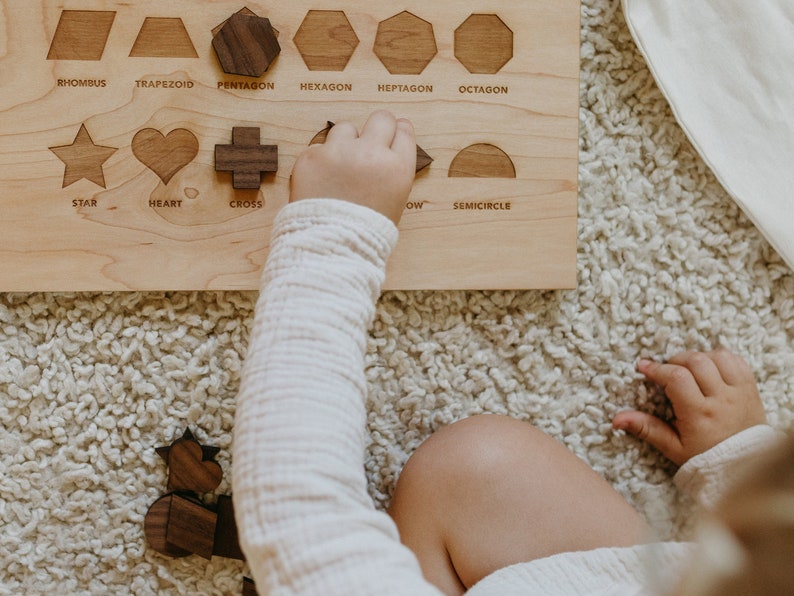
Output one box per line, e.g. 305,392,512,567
50,123,118,188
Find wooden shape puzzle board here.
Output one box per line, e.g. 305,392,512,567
0,1,579,291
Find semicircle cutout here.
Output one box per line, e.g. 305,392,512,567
449,143,516,178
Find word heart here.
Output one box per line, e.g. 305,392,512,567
132,128,199,185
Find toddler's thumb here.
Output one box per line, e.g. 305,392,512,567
613,411,684,465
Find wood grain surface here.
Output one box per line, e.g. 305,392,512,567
0,0,579,290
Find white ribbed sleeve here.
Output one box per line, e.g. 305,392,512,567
232,199,441,595
673,424,786,510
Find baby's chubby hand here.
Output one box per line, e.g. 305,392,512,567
613,349,768,466
289,110,417,225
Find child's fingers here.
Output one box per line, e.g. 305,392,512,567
666,351,725,396
709,348,752,386
325,120,359,143
360,110,398,146
638,359,704,408
613,410,685,465
391,118,417,164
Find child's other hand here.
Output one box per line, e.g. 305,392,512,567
289,110,417,225
612,349,767,466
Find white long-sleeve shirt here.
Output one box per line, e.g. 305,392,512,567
232,198,782,595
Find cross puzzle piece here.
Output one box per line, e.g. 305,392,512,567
215,127,278,190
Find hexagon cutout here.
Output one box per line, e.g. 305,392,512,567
294,10,359,71
374,11,437,75
454,14,513,74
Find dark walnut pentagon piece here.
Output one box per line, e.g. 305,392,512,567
213,12,281,77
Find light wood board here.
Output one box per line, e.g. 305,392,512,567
0,0,579,290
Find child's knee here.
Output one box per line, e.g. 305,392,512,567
395,415,542,501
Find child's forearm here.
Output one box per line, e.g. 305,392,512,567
233,199,439,594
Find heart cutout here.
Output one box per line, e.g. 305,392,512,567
166,439,223,493
132,128,199,184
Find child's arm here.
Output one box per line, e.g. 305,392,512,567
232,111,440,594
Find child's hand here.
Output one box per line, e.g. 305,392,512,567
613,349,767,466
289,110,417,225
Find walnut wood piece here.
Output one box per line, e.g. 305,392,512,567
156,428,223,493
213,495,245,560
166,440,223,492
212,7,260,37
242,577,258,596
454,14,514,74
144,494,192,558
129,17,198,58
49,124,118,188
47,10,116,61
215,127,278,189
213,13,281,77
310,122,433,173
165,493,218,560
293,10,359,71
449,143,516,178
132,128,199,185
373,11,438,75
415,147,433,173
156,428,222,462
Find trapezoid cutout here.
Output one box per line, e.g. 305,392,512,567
130,17,198,58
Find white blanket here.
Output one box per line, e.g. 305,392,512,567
623,0,794,270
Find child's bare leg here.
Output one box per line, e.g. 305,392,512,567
388,415,650,594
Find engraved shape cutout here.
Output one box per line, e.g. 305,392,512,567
310,122,433,173
374,11,437,75
309,121,336,145
47,10,116,61
294,10,359,71
49,124,118,188
130,17,198,58
132,128,199,185
215,127,278,189
212,13,281,77
449,144,516,178
454,14,513,74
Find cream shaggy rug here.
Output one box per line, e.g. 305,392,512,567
2,0,793,593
